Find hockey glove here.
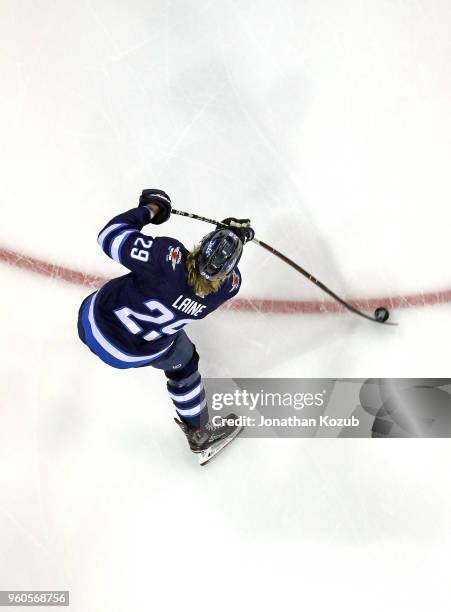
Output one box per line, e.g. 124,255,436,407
220,217,255,243
139,189,172,224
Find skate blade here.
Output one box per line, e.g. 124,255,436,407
198,426,243,466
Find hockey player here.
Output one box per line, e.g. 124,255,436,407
77,189,254,464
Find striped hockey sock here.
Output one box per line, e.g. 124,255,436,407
167,370,209,429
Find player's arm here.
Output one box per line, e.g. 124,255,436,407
217,217,252,300
219,218,255,244
97,189,172,273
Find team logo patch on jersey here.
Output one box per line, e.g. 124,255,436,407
229,270,240,293
166,246,182,270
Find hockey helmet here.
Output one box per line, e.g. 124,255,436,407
196,229,243,281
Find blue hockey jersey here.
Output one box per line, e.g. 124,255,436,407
82,206,241,366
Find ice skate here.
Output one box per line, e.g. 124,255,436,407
175,413,243,465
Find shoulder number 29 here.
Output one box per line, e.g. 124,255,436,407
130,236,153,262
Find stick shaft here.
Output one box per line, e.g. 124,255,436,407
171,208,395,325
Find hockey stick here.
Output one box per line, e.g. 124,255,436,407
171,208,397,325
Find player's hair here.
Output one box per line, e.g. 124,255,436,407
186,247,224,297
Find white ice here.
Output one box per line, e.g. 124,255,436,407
1,1,451,611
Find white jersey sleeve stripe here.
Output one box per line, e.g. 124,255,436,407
110,229,137,264
97,223,126,249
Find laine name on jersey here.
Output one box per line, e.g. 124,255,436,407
172,295,207,317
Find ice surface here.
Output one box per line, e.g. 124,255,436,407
1,1,451,610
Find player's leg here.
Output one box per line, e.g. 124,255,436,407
151,332,243,463
149,331,208,429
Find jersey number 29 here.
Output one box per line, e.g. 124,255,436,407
130,236,153,262
114,299,191,342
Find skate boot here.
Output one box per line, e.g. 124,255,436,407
175,413,243,465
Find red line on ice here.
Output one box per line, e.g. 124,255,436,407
1,246,450,314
